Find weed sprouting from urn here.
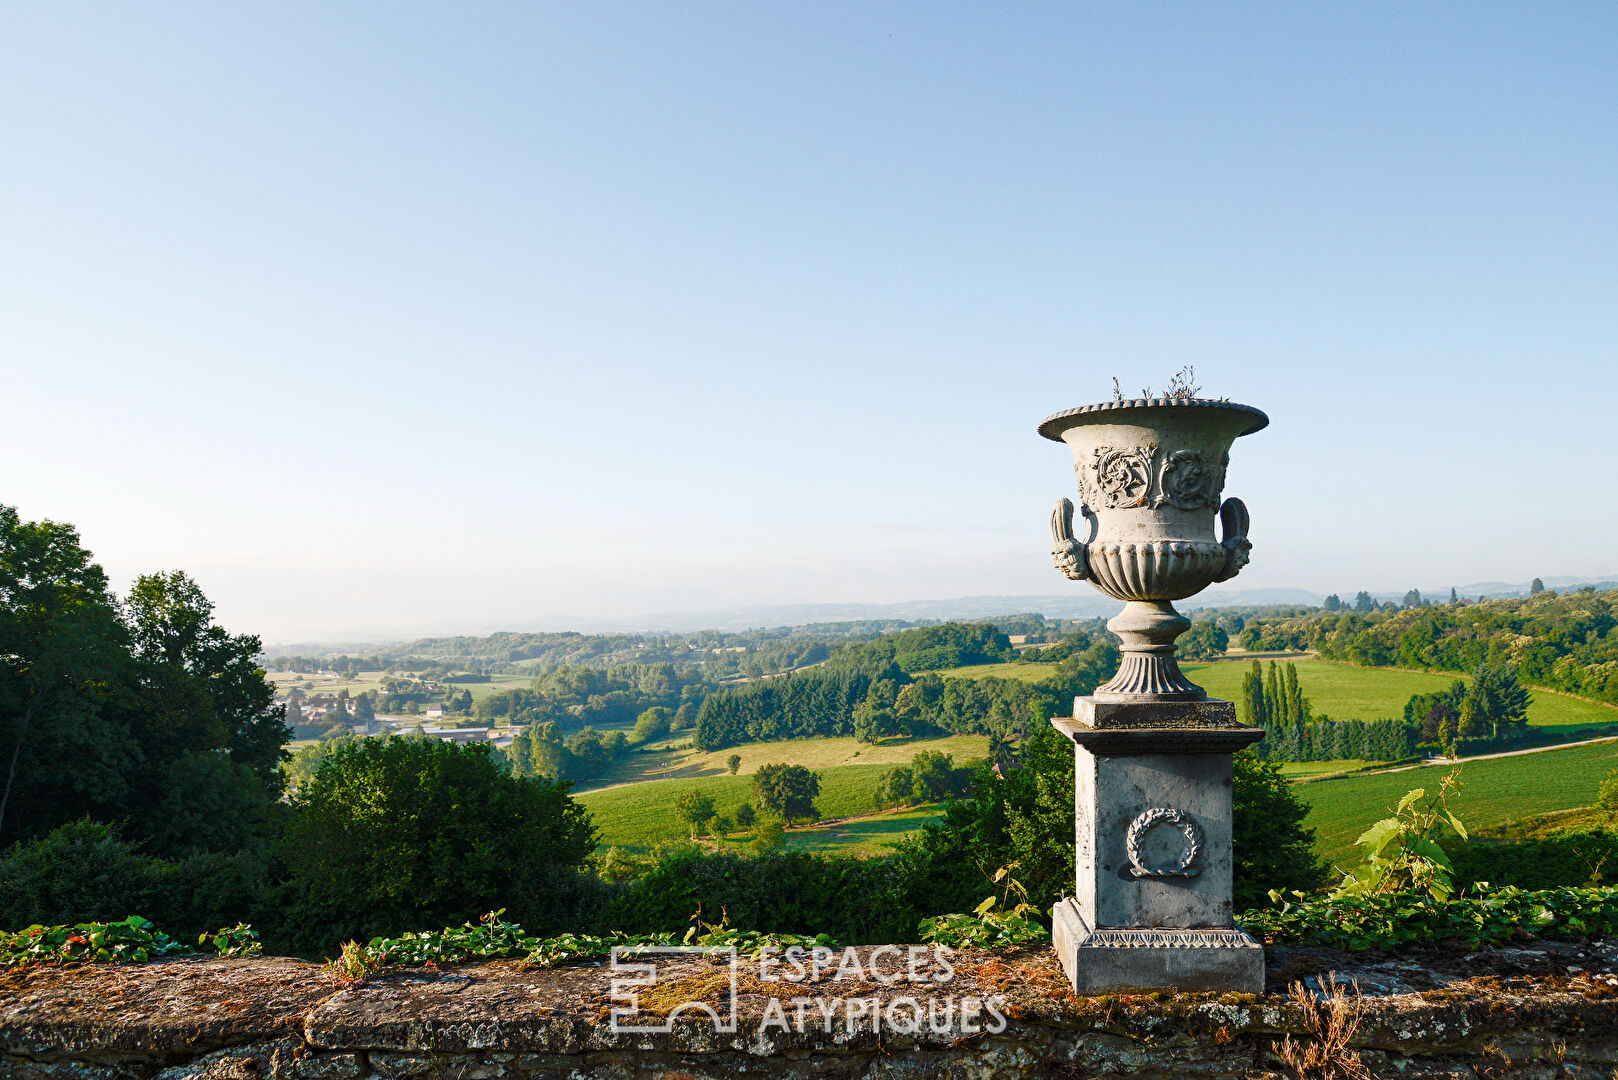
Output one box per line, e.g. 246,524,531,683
1112,366,1204,402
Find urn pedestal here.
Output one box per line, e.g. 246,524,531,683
1050,698,1265,994
1038,396,1271,994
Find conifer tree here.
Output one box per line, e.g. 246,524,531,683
1241,660,1266,728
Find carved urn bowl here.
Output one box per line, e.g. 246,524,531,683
1039,397,1268,702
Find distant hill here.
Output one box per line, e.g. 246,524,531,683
263,578,1618,654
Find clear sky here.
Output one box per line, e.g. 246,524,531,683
3,4,1614,642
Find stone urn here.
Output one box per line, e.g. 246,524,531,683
1038,395,1271,994
1038,397,1269,701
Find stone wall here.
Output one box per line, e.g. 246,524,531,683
7,942,1618,1079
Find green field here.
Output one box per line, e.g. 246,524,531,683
1296,739,1618,865
265,671,535,701
1181,659,1618,734
934,661,1064,684
573,733,988,792
940,657,1618,736
1278,760,1366,780
575,760,946,855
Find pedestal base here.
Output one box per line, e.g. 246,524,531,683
1051,898,1264,994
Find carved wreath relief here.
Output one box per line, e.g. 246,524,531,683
1124,807,1203,878
1076,444,1227,512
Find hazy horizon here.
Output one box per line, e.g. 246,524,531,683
5,5,1614,642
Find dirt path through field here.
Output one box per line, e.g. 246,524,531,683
1377,735,1618,773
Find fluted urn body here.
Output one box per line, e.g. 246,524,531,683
1039,398,1268,701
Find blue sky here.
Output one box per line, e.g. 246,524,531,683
2,4,1614,641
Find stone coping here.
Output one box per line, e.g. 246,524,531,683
6,942,1618,1078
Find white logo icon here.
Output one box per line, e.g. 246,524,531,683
609,945,739,1034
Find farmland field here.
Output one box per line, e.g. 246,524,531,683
940,657,1618,734
573,733,988,792
575,761,946,855
263,671,535,701
1296,738,1618,865
934,661,1064,684
1182,659,1618,734
1277,760,1366,780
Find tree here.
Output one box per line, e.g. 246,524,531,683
1241,660,1268,729
1231,750,1330,908
121,571,289,795
1323,594,1342,612
282,736,595,949
735,803,756,828
1449,587,1458,605
1531,577,1546,595
1406,682,1465,743
726,753,741,775
753,763,821,824
1177,620,1230,661
1462,663,1531,741
1353,591,1376,614
632,706,672,744
1403,588,1423,609
506,722,567,779
353,692,375,725
0,506,133,844
675,790,718,836
987,732,1016,772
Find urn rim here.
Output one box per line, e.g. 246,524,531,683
1037,397,1270,442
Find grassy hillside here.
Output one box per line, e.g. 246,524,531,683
1296,739,1618,866
265,671,535,702
941,657,1618,734
1182,659,1618,734
934,661,1064,684
575,760,948,855
573,733,989,792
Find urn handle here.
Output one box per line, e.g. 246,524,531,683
1050,497,1091,581
1213,497,1252,582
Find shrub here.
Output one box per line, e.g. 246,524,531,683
279,736,596,953
1243,885,1618,950
752,816,785,852
0,821,162,928
1450,831,1618,891
0,820,274,942
1598,769,1618,824
598,846,918,943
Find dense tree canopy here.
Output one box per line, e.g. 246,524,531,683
281,736,596,947
1236,589,1618,705
694,629,1120,751
0,507,286,853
